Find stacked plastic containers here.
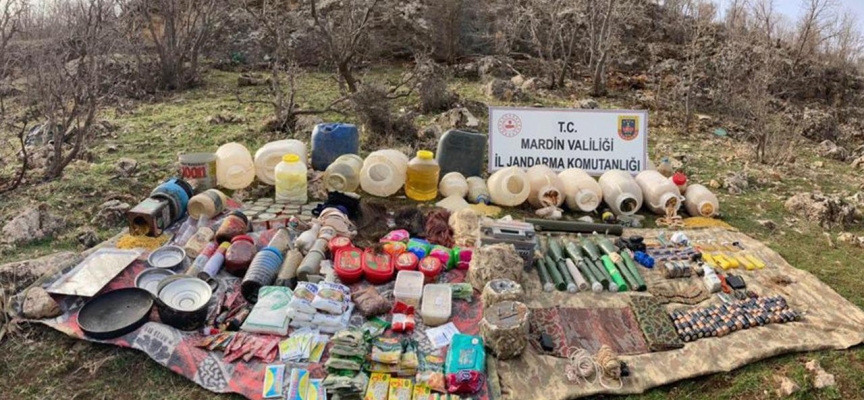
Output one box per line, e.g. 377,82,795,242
323,154,364,192
598,170,643,216
241,246,285,303
558,168,603,212
216,143,256,190
635,170,682,215
254,140,307,185
360,149,409,197
487,166,531,207
311,123,359,171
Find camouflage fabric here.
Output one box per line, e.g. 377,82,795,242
628,295,684,352
496,228,864,399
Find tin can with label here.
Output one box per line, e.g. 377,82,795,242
179,153,217,193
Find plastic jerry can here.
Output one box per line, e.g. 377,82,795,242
634,170,682,215
558,168,603,212
598,170,643,216
274,154,308,204
254,139,307,185
435,129,486,177
323,154,363,192
406,150,441,201
311,123,359,171
526,165,565,209
684,184,720,217
360,149,409,197
487,166,530,207
215,142,256,190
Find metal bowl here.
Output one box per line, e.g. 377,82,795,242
148,245,187,270
158,276,212,312
135,268,176,296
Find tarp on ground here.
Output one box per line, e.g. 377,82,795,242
24,227,864,399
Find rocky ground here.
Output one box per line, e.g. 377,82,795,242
1,67,863,399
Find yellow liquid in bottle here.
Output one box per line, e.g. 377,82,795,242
405,152,440,201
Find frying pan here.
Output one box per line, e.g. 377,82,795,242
77,288,153,340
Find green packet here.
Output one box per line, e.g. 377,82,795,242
362,317,391,340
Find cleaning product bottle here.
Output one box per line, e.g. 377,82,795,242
405,150,440,201
274,154,308,204
215,142,256,190
635,170,682,215
322,154,363,192
526,165,565,209
487,166,530,207
598,170,643,216
558,168,603,212
360,149,409,197
684,184,720,217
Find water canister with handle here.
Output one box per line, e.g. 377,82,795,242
436,129,486,177
635,170,682,215
526,165,565,209
311,123,359,171
487,166,530,207
598,170,643,216
215,142,256,190
684,184,720,217
360,149,409,197
254,140,307,185
558,168,603,212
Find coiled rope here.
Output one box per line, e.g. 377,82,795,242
565,345,624,390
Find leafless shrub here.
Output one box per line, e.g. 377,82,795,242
416,58,455,113
0,0,27,194
350,74,418,146
512,0,579,89
309,0,381,93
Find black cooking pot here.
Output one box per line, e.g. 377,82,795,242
154,275,218,331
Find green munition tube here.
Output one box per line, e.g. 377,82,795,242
544,255,566,291
548,237,565,262
586,255,613,286
596,236,619,256
564,242,603,292
621,251,647,291
556,260,577,293
564,258,589,291
595,236,640,290
535,258,554,292
579,235,602,260
601,255,627,292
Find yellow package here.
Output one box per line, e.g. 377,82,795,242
364,373,390,400
389,378,412,400
411,384,432,400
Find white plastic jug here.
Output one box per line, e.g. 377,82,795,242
323,154,363,192
487,166,530,207
215,142,256,190
635,170,682,215
275,154,308,203
526,165,565,209
466,176,491,204
558,168,603,212
439,172,469,198
360,149,409,197
598,170,643,216
684,184,720,217
254,140,307,186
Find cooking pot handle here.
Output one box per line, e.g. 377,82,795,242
204,277,220,292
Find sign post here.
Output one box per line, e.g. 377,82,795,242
488,107,648,176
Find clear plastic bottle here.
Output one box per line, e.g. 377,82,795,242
215,142,256,190
275,154,308,204
405,150,440,201
323,154,363,192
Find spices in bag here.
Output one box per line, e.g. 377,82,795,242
370,337,403,365
415,351,446,393
311,282,350,314
400,339,420,370
363,373,390,400
288,282,319,314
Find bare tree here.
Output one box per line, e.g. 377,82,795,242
0,0,27,194
309,0,381,94
23,0,116,181
824,10,864,68
121,0,227,91
678,0,716,134
585,0,637,96
516,0,580,89
791,0,839,69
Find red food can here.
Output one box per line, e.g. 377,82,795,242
394,252,419,272
362,248,395,285
334,247,364,284
418,256,443,283
328,236,353,253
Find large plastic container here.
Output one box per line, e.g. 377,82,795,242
215,142,256,190
439,172,469,198
421,284,452,326
274,154,308,203
360,149,409,197
436,129,486,177
323,154,363,192
635,170,682,215
406,150,441,201
311,123,359,171
254,140,307,185
526,165,565,209
558,169,603,212
466,176,491,204
684,184,720,217
487,166,530,207
598,170,643,216
394,270,425,308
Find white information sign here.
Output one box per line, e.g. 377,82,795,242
488,107,648,175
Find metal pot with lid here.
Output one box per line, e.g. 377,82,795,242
155,276,217,331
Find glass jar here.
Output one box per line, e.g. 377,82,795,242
224,235,257,277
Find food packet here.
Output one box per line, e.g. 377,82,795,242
363,373,390,400
311,282,350,314
400,340,419,370
288,282,319,314
449,283,474,300
361,317,391,339
415,351,446,393
353,286,392,318
380,229,410,242
407,238,431,259
370,337,403,365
